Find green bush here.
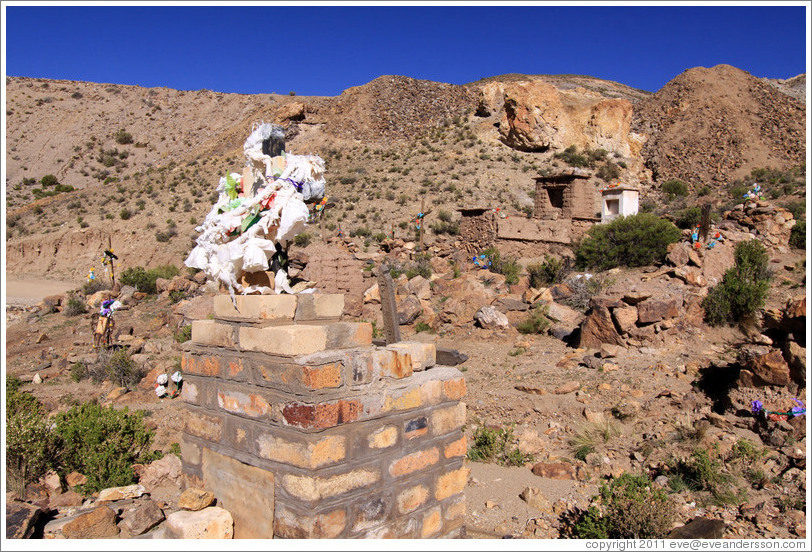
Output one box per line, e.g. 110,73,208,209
54,402,160,494
119,208,132,220
789,219,805,250
483,247,520,285
93,348,145,388
554,145,590,168
517,304,551,334
662,179,689,198
702,240,772,326
174,324,192,343
40,174,59,187
293,232,312,247
119,265,179,294
5,376,62,499
467,424,533,467
405,252,433,279
596,161,621,182
527,255,569,287
575,213,681,271
70,361,88,382
114,129,134,145
63,294,87,316
572,473,677,539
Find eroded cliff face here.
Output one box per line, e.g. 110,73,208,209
478,80,645,160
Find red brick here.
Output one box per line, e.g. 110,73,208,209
182,354,220,377
435,467,469,500
444,435,467,459
389,447,439,477
183,411,223,442
421,507,442,538
397,484,428,514
442,377,467,401
217,389,271,418
282,399,362,429
301,363,343,389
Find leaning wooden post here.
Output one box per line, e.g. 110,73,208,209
377,263,401,344
418,198,425,251
700,203,712,243
107,235,116,287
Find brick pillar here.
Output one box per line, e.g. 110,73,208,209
180,294,468,538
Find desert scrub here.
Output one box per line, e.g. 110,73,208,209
119,264,179,294
467,424,533,467
54,402,161,494
702,239,772,326
174,324,192,343
6,376,62,499
63,293,87,316
561,273,616,312
482,246,521,285
666,448,745,506
571,473,677,539
527,255,569,287
517,304,551,334
789,218,805,249
405,252,432,279
569,420,621,461
94,348,145,388
661,179,689,199
574,213,681,271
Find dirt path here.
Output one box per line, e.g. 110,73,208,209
5,277,81,306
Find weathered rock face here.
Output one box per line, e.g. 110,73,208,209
479,80,641,158
474,306,510,329
724,201,797,247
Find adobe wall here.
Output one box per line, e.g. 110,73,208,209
179,294,468,538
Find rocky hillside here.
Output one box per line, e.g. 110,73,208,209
632,64,806,188
5,66,806,282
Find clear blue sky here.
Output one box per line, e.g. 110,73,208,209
4,3,809,96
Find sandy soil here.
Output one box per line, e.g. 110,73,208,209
5,277,81,306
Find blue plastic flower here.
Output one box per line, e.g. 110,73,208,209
751,400,763,414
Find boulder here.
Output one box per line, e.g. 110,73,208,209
396,295,422,325
65,472,87,488
137,454,183,505
579,306,624,349
612,306,639,334
6,501,41,539
98,484,146,502
363,283,380,304
747,349,791,386
667,242,691,267
474,306,510,329
668,517,727,539
519,487,552,512
49,489,83,509
546,302,584,340
406,275,432,301
164,507,234,539
531,462,580,480
178,488,216,511
87,290,115,308
119,499,165,536
492,295,529,312
637,296,681,324
172,295,214,321
782,341,806,386
62,506,119,539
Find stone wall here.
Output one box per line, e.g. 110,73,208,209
180,293,468,538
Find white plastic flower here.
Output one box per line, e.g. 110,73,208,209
155,385,167,397
171,371,183,383
156,373,169,385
